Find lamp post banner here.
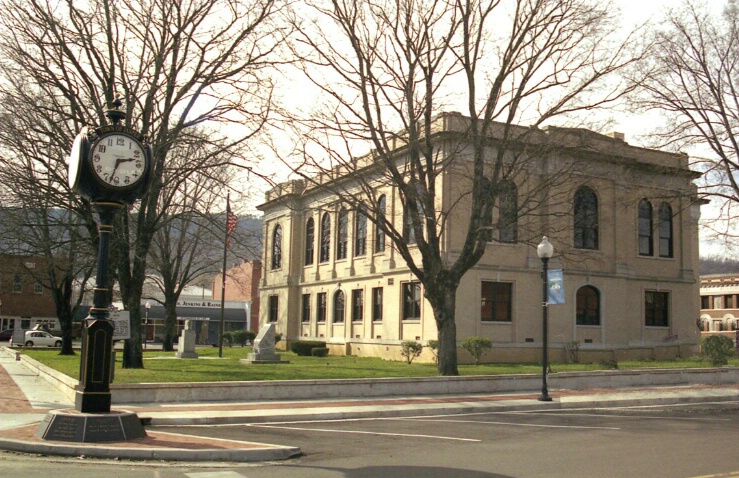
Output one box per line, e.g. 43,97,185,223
547,269,565,305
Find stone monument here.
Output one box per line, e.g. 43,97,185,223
176,320,199,359
241,323,288,364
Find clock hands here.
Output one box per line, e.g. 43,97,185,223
109,156,137,182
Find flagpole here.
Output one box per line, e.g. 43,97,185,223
218,193,230,358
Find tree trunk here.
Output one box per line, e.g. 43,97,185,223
427,284,459,376
162,300,178,352
122,292,144,368
52,276,76,355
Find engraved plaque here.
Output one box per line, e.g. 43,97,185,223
84,415,124,442
40,414,85,442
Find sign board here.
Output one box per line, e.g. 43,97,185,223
110,310,131,340
547,269,565,305
12,330,25,345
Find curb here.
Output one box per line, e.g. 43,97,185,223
0,436,301,462
143,387,739,426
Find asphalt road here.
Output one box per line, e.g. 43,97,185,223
1,402,738,478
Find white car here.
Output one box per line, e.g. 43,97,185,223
10,330,62,348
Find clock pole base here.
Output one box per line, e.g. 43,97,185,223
35,409,147,442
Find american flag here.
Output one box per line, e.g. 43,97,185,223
226,203,238,248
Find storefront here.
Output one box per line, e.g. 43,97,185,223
139,300,252,345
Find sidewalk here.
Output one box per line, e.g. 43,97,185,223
1,348,738,463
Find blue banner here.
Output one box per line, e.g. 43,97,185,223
547,269,565,305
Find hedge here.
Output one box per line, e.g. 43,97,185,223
290,340,327,356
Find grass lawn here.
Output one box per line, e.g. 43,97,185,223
18,346,739,384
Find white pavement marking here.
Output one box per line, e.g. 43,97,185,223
247,423,482,442
151,430,290,448
185,472,248,478
512,410,733,421
402,417,621,430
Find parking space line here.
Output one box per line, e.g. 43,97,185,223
246,423,482,442
687,472,739,478
401,417,621,430
510,411,733,422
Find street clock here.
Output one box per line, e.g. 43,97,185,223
68,107,153,205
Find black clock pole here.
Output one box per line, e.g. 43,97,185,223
35,100,150,442
75,201,124,413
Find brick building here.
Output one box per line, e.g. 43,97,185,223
212,260,262,334
0,254,58,332
700,274,739,332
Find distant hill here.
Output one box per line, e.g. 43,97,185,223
700,256,739,275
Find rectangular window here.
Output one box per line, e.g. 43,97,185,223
34,282,43,294
337,210,348,260
268,295,279,322
12,274,22,293
700,296,710,309
402,282,421,320
317,292,327,323
638,200,653,256
351,289,364,322
645,291,669,327
725,295,735,309
372,287,383,322
480,281,512,322
305,219,315,266
354,213,367,257
301,294,311,323
713,296,722,309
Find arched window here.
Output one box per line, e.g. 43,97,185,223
576,286,600,326
336,209,348,260
305,217,315,265
271,224,282,270
498,181,518,243
638,199,653,256
354,210,367,256
658,203,673,258
574,187,598,250
333,290,345,323
320,213,331,262
375,195,386,253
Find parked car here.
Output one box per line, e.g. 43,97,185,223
0,329,12,341
10,330,62,348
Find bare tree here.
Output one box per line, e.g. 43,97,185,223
638,0,739,248
146,134,234,351
0,0,290,367
282,0,644,375
0,88,97,355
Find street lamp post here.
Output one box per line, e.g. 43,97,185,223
537,236,554,402
144,301,150,349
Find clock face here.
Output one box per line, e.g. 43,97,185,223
90,133,146,188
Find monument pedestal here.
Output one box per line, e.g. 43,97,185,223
35,409,146,442
176,321,199,359
240,351,289,364
240,323,289,364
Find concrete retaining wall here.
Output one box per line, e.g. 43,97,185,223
4,348,737,405
107,367,739,404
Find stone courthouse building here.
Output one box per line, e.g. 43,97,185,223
258,112,704,363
